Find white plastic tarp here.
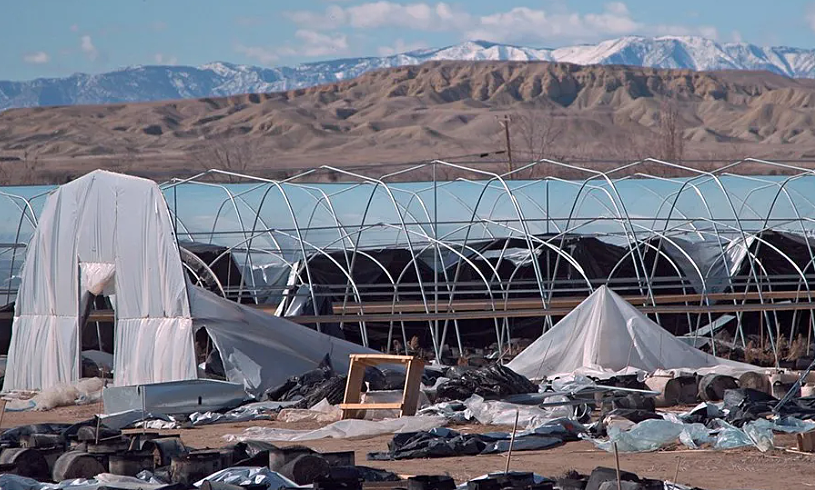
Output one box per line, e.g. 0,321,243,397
224,415,446,442
661,235,753,294
3,170,195,391
190,285,376,397
507,286,757,380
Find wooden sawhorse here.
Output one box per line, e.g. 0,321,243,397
339,354,425,419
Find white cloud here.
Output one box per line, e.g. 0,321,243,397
651,24,718,40
235,44,279,65
237,30,348,63
154,53,178,65
377,39,427,56
292,30,349,57
289,1,650,44
286,5,347,30
346,1,469,30
70,24,79,32
285,2,724,52
731,30,743,43
80,34,98,61
288,2,470,31
469,3,642,43
23,51,50,64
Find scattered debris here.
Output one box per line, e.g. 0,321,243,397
435,365,537,402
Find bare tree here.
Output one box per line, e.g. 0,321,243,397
192,139,259,182
657,101,685,163
511,108,566,163
4,148,43,185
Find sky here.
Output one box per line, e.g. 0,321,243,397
3,0,815,81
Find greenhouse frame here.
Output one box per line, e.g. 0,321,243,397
0,157,814,366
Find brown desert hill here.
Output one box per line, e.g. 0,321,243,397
3,60,815,182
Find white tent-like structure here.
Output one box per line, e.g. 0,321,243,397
507,285,757,380
2,170,372,395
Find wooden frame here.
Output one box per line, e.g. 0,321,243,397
340,354,425,420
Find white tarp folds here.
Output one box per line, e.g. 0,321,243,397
4,171,195,391
190,286,375,397
507,286,756,380
4,170,374,394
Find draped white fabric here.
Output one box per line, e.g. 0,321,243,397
507,285,756,380
3,171,195,391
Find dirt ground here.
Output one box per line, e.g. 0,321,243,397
3,405,812,490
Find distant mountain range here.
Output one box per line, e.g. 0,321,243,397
4,35,815,111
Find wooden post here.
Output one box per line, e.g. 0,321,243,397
673,457,681,488
613,442,622,490
0,399,6,430
341,356,369,420
505,409,520,474
499,115,513,175
401,357,424,417
797,431,815,452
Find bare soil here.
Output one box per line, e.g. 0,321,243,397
3,405,810,489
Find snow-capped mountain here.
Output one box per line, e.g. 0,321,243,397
4,36,815,111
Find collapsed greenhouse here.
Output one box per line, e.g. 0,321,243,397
0,158,814,387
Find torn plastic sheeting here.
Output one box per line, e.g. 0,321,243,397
223,415,446,442
0,473,170,490
99,410,173,431
436,365,537,402
594,416,809,453
104,401,295,430
277,398,342,423
418,400,473,424
712,420,758,450
550,374,597,393
482,435,563,453
193,467,299,489
456,473,554,490
0,474,52,490
360,390,431,420
592,419,712,453
742,420,773,452
767,416,815,433
710,418,814,452
464,395,573,428
188,400,290,426
368,427,567,460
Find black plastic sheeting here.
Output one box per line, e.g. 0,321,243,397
283,284,344,339
265,357,348,408
302,248,436,303
0,301,13,355
0,419,119,447
264,356,407,408
179,240,254,304
367,423,581,461
721,388,815,426
435,365,538,402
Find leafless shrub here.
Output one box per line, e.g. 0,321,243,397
511,108,566,163
192,139,260,182
0,149,44,185
657,101,685,163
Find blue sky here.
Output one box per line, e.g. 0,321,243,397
3,0,815,81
